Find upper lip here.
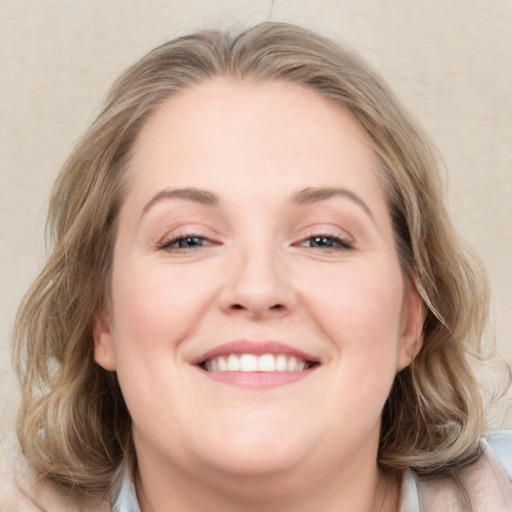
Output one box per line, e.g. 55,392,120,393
191,339,321,366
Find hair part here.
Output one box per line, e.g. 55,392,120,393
14,22,490,497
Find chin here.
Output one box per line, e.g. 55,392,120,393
200,444,307,478
190,417,315,477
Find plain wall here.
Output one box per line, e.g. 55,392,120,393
1,0,511,433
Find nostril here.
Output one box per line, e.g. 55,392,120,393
270,304,284,310
231,304,245,310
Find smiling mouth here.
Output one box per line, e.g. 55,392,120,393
200,353,318,372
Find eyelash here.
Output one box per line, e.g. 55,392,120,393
296,233,354,251
157,231,353,253
158,233,216,252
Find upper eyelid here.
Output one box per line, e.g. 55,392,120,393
159,232,214,245
292,225,354,242
157,224,218,241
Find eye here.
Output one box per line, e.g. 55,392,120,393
299,235,352,250
159,235,214,251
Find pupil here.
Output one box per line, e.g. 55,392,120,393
313,236,333,247
179,237,202,248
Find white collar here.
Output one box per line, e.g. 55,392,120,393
112,464,140,512
401,470,421,511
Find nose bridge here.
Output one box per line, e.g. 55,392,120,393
220,232,293,317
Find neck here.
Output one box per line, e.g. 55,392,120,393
134,455,402,512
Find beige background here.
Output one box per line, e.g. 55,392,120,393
1,0,511,433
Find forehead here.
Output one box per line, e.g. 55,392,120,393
134,78,371,151
125,78,387,219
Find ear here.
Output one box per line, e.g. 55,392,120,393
396,278,425,372
92,312,117,371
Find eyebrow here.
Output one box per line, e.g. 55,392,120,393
141,186,373,220
142,187,219,215
291,187,374,220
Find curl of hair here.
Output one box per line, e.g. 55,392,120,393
13,22,491,497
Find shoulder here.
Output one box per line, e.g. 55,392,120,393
0,432,110,512
410,429,512,512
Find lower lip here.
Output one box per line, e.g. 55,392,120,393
196,367,317,388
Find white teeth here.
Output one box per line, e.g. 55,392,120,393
275,354,287,371
287,356,298,372
258,354,275,371
240,354,258,372
227,354,240,371
203,353,312,372
287,356,306,372
218,356,227,371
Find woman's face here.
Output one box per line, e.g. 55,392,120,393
94,79,423,483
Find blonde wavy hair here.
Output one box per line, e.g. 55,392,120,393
14,22,491,498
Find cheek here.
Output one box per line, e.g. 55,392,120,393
300,260,404,357
107,261,215,430
109,260,215,358
292,261,405,443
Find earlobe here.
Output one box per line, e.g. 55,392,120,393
93,313,117,371
397,279,425,372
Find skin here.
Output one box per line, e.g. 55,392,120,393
94,78,424,512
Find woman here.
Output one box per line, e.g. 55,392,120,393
2,22,511,511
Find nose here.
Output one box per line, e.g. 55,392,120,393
219,245,296,320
